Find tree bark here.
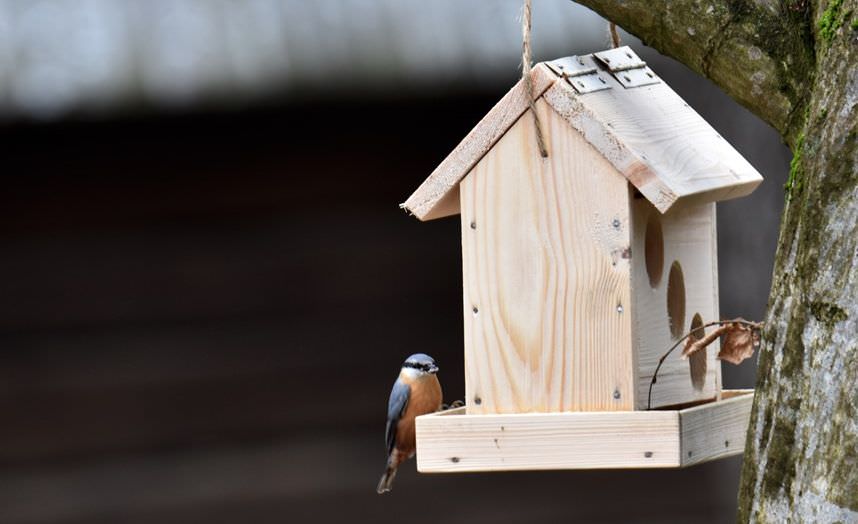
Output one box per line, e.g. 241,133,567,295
574,1,858,521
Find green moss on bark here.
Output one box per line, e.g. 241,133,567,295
819,0,846,44
785,132,806,200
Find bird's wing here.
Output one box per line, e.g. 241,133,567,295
385,379,410,456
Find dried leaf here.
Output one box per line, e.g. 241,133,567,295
681,324,729,359
717,319,762,365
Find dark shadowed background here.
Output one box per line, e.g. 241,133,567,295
0,1,789,522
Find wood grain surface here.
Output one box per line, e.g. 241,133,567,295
460,99,634,414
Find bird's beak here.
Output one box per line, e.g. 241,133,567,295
428,364,439,374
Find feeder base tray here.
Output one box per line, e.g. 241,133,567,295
415,389,753,472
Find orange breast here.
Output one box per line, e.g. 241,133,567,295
395,374,443,456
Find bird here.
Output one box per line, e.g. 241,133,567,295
376,353,443,494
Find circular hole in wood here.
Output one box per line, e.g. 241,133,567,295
645,212,664,287
667,261,686,339
688,313,707,390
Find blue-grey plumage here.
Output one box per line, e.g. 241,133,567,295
377,353,442,494
385,379,410,457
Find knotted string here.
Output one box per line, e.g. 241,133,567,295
609,22,621,48
521,0,548,158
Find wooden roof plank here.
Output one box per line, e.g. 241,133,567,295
401,64,556,221
560,64,762,209
541,78,678,212
404,47,763,219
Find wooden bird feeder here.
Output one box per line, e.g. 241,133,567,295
402,47,763,472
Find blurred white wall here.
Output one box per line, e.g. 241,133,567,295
0,0,614,119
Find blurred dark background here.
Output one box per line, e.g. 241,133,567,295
0,1,789,522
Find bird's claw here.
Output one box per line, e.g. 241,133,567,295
440,399,465,410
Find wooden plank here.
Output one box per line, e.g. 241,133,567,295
415,390,753,472
416,409,680,472
542,79,677,212
459,98,635,414
401,64,557,221
680,389,753,466
630,199,722,409
541,63,763,212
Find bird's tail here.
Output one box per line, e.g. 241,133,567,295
376,466,397,494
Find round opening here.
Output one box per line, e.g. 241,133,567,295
667,261,686,339
645,213,664,288
688,313,706,390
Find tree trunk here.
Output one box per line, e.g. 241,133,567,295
574,1,858,521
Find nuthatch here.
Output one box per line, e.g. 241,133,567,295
376,353,443,494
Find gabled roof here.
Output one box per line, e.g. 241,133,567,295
402,47,763,220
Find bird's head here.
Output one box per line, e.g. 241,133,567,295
401,353,439,379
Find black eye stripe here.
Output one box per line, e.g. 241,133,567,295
404,362,435,371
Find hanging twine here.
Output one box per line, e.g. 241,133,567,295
608,22,621,48
521,0,548,158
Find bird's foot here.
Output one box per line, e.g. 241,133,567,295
440,400,465,410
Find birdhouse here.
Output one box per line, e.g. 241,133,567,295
403,48,762,471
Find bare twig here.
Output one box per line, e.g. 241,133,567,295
647,319,762,410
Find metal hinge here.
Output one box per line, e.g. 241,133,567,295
545,55,611,94
592,46,660,88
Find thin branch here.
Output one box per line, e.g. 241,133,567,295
646,319,761,410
